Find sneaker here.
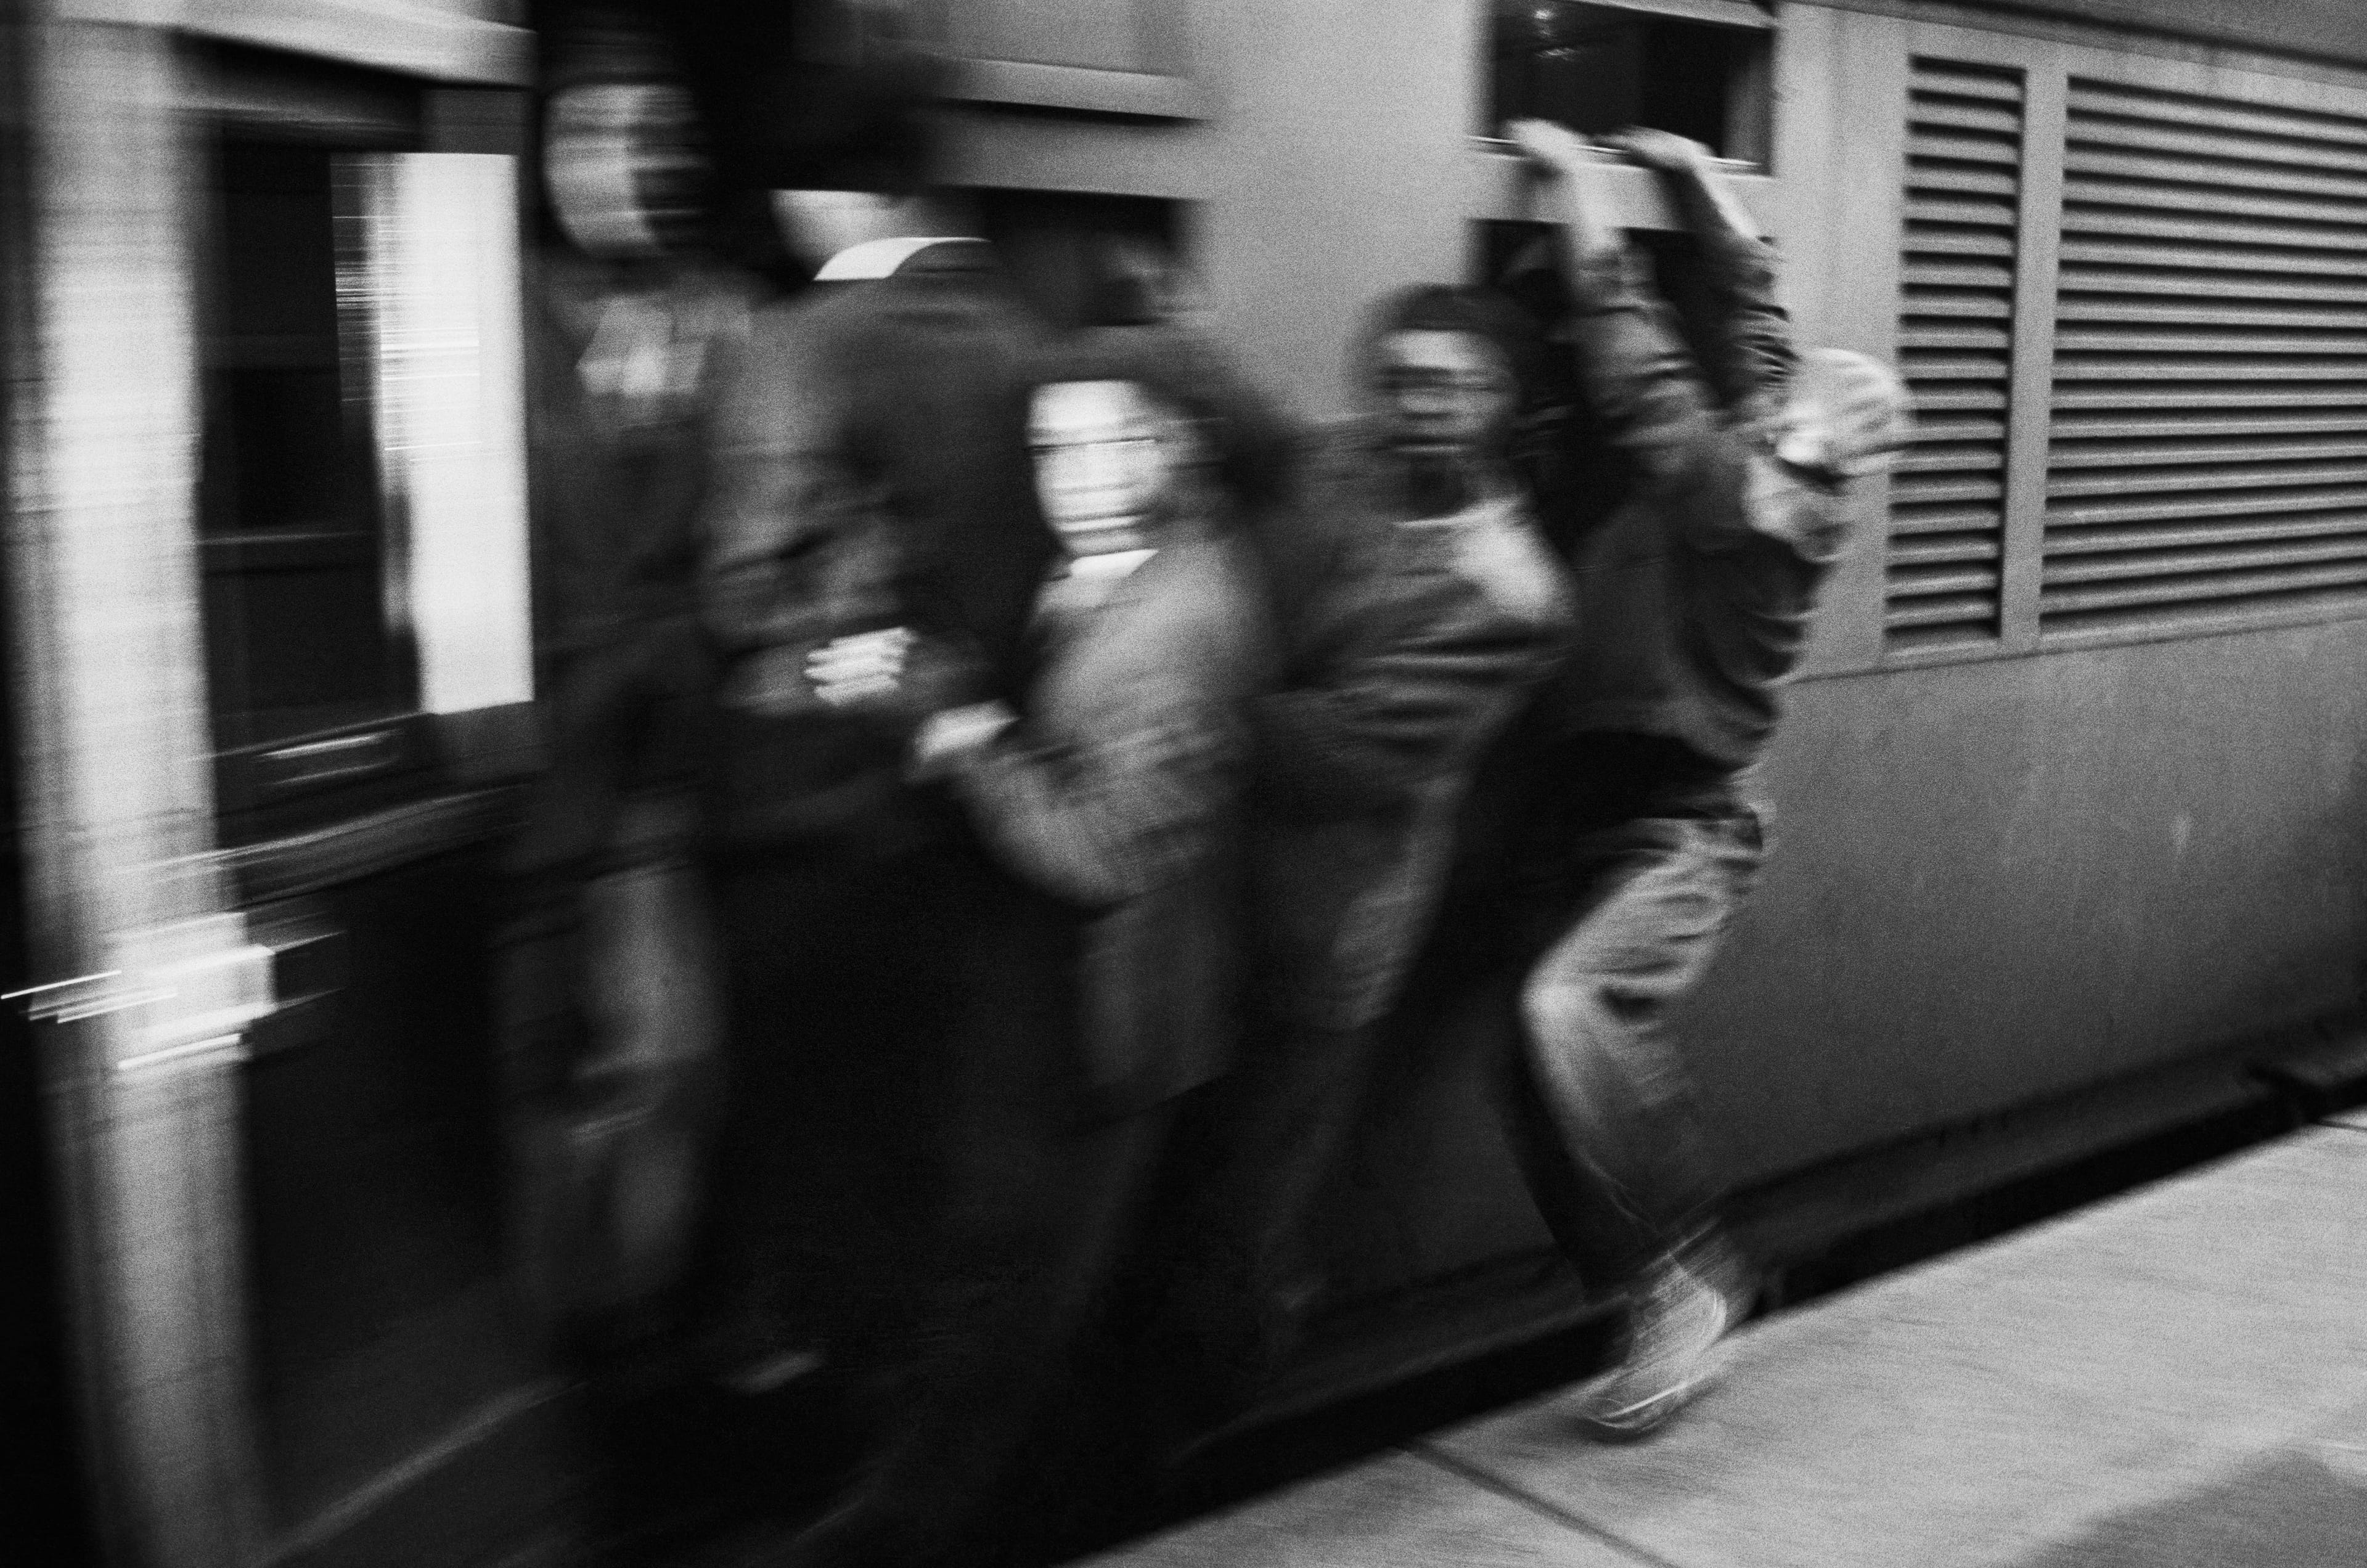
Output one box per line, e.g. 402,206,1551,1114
1573,1257,1738,1440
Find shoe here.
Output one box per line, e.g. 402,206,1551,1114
1573,1257,1738,1441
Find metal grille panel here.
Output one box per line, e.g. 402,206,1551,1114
1889,59,2026,650
2043,78,2367,637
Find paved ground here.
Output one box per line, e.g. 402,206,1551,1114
1085,1116,2367,1567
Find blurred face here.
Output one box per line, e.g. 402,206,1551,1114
1370,329,1515,462
544,81,706,259
1029,380,1174,556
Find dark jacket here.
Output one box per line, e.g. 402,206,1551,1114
1523,242,1842,790
938,524,1278,1117
699,239,1059,857
1249,428,1578,1031
496,252,753,1351
507,255,755,887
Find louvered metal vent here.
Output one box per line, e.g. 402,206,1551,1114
2043,79,2367,637
1889,59,2025,650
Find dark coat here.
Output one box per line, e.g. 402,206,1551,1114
1521,242,1834,783
938,525,1278,1117
509,255,756,886
1248,427,1577,1032
497,253,755,1353
698,239,1060,858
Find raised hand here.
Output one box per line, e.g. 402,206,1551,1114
1505,117,1600,175
1503,119,1624,267
1602,126,1717,178
1606,125,1761,243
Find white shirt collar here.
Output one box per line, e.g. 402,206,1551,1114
812,235,982,282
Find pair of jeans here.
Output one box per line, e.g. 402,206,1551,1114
1502,807,1764,1292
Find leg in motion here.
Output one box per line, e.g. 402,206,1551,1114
1508,811,1763,1437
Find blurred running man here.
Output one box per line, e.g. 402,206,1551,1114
1498,120,1910,1437
689,30,1080,1564
1132,284,1580,1445
498,0,751,1386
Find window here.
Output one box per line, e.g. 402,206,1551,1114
900,0,1203,118
193,46,532,835
1483,0,1775,164
198,136,419,783
351,152,533,717
1470,1,1781,237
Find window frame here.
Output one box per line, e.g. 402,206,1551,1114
1469,0,1782,231
190,52,436,838
902,0,1208,120
186,44,539,843
56,0,533,87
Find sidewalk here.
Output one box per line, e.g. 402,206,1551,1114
1086,1109,2367,1567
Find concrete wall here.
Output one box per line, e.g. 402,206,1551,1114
1697,621,2367,1187
1191,0,1483,424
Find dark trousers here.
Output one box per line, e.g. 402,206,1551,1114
867,1094,1179,1555
1118,1013,1375,1414
700,839,1176,1551
696,846,1005,1374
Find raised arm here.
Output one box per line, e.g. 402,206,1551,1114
1506,119,1752,550
924,672,1249,910
1608,127,1797,418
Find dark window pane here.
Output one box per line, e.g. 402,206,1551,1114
198,138,401,750
1487,0,1759,155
